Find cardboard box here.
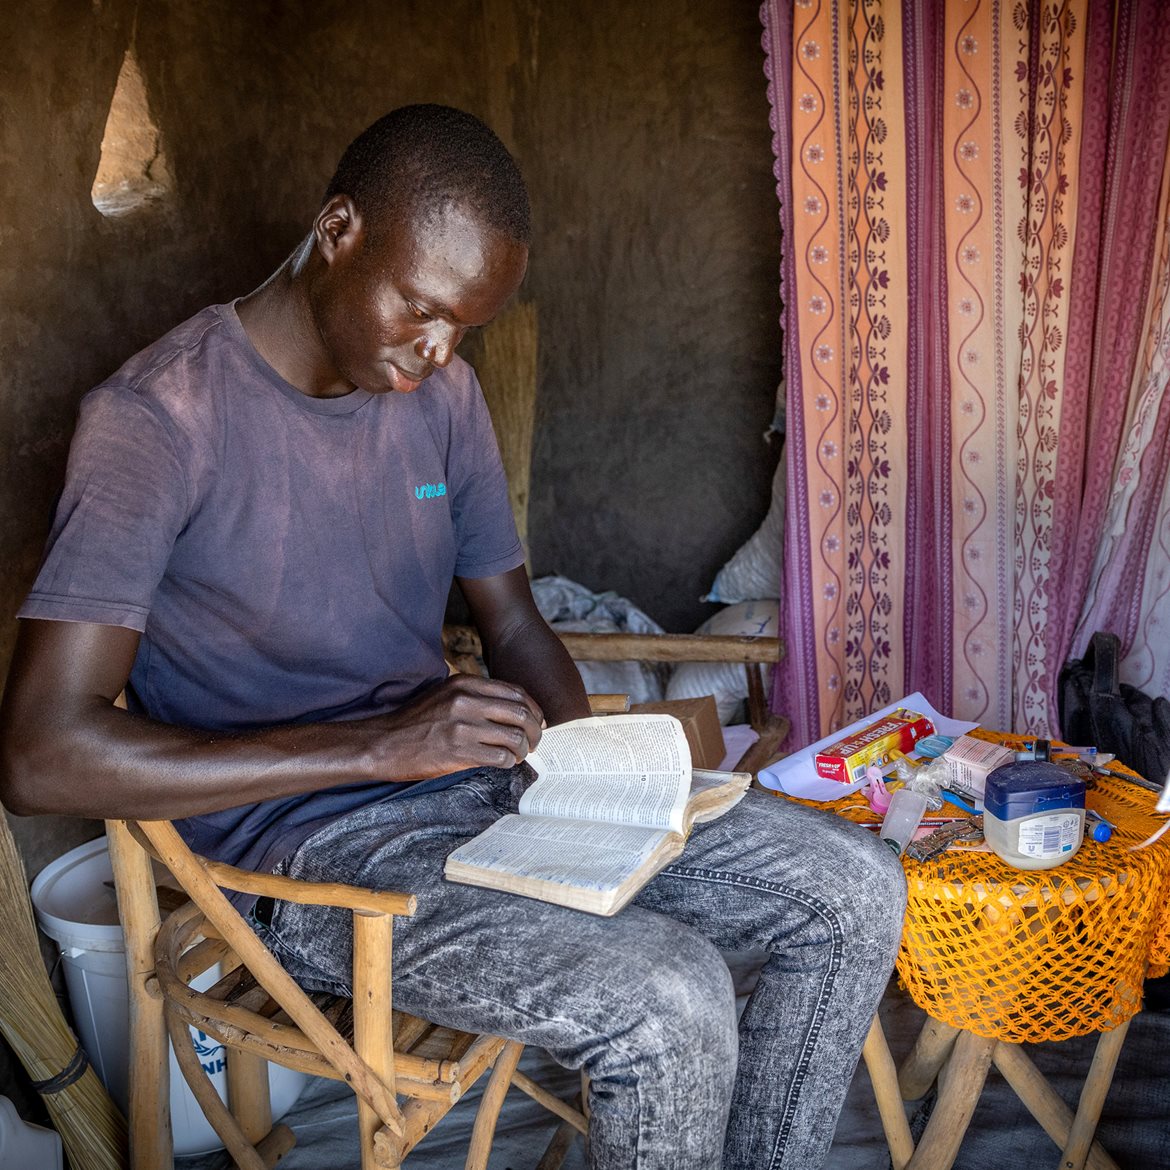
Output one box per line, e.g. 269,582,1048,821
814,709,935,784
629,696,726,770
940,735,1015,806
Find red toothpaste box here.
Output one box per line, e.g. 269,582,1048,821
814,710,936,784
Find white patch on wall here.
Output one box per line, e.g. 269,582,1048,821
91,49,172,217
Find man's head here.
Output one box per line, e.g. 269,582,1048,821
323,104,530,248
305,105,530,397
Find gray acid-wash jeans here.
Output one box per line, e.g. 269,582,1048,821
254,765,906,1169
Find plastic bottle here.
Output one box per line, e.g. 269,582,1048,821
879,760,946,856
0,1095,63,1170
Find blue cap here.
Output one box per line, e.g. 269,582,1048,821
984,761,1085,821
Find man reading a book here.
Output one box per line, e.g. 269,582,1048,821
0,104,906,1169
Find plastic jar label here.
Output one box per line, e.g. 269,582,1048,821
1016,813,1081,858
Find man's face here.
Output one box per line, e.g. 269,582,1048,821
310,199,528,396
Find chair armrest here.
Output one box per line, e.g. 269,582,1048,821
122,820,417,917
200,859,417,918
588,694,632,713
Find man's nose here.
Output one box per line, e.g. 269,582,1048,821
418,324,465,368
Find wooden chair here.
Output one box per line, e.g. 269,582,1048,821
105,816,588,1170
105,670,912,1170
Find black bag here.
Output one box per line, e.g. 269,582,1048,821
1057,631,1170,784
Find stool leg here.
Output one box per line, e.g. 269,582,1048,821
905,1030,994,1170
899,1017,960,1100
535,1123,580,1170
1061,1020,1130,1170
991,1041,1120,1170
862,1015,914,1169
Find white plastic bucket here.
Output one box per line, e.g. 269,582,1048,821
31,836,309,1155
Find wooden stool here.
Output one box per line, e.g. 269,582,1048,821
892,1014,1133,1170
798,734,1170,1170
880,750,1170,1170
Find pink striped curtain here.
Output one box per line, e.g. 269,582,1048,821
761,0,1170,745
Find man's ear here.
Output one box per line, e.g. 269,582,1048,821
314,194,364,266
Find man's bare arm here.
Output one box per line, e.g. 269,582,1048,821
458,566,591,727
0,617,543,821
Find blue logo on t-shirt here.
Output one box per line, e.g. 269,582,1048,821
415,482,447,500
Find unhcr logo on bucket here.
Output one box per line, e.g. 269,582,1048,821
193,1029,225,1076
415,482,447,500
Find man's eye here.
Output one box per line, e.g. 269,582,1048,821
407,302,432,322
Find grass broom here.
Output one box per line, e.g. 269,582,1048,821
0,815,127,1169
476,300,538,551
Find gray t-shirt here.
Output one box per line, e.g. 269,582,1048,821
20,301,524,887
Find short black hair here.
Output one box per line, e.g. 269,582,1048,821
323,104,530,246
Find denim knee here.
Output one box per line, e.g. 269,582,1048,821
837,826,908,955
597,930,738,1075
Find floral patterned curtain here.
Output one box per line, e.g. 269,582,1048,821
761,0,1170,745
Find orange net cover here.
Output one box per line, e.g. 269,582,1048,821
796,730,1170,1044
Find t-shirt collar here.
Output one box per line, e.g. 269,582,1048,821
219,299,375,416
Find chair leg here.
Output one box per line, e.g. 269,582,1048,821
862,1014,914,1169
352,910,400,1170
992,1039,1122,1170
535,1118,582,1170
465,1040,525,1170
899,1017,959,1100
228,1047,274,1147
509,1069,589,1134
165,1009,269,1170
107,821,173,1170
125,959,173,1170
1061,1020,1130,1170
534,1074,589,1170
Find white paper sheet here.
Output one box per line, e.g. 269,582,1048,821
755,691,978,801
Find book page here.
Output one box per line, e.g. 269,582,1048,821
522,715,692,832
685,769,751,826
445,814,671,897
527,714,691,778
689,769,736,798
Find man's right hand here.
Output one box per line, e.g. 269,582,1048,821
369,673,544,777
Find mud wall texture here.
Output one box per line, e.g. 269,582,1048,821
0,0,782,877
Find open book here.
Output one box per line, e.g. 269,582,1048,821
443,714,750,916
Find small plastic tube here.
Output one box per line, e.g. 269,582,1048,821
879,760,947,856
879,785,930,856
1085,809,1113,843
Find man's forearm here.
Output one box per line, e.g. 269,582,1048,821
3,679,546,821
0,619,545,821
480,615,591,726
3,703,391,820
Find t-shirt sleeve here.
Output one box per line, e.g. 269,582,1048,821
447,374,525,580
18,385,192,631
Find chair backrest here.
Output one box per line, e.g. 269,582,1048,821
106,816,561,1170
443,624,789,777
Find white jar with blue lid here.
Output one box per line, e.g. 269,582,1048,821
983,761,1086,870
